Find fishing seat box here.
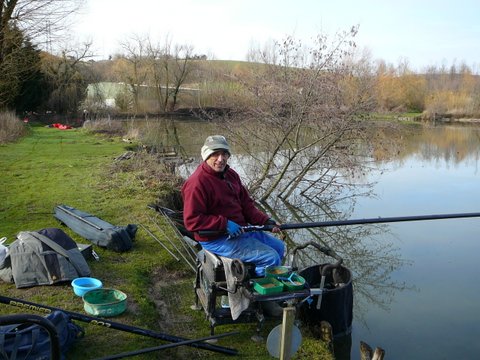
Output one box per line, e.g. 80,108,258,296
197,249,225,282
196,249,256,283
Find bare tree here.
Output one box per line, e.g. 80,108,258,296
224,27,383,209
230,30,409,315
0,0,84,111
119,34,196,113
41,41,93,113
146,37,169,112
119,34,149,114
168,43,194,111
0,0,83,59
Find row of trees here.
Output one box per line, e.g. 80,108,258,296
1,1,479,118
87,51,480,119
85,35,196,115
374,59,480,117
89,37,480,118
0,0,199,117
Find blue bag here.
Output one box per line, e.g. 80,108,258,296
0,311,84,360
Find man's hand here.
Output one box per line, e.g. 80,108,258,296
266,218,282,234
226,220,243,238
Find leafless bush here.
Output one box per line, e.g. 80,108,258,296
124,127,140,141
82,118,124,136
224,27,385,209
110,149,185,209
0,111,28,143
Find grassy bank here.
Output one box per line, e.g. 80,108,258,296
0,123,332,359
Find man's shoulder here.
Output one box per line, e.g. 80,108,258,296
225,167,241,181
184,164,209,186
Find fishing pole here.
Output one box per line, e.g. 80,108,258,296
198,211,480,236
147,214,197,271
147,204,198,267
139,223,181,261
157,212,198,264
0,295,238,356
96,331,239,360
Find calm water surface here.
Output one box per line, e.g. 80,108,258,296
172,120,480,359
346,125,480,359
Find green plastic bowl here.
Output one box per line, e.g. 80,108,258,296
281,273,306,291
82,288,127,317
253,277,284,295
265,266,290,279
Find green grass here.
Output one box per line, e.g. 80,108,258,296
369,111,423,122
0,123,333,359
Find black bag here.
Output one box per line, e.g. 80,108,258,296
0,311,84,360
54,204,137,252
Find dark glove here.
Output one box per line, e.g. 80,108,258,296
226,220,243,238
265,218,282,233
265,218,277,225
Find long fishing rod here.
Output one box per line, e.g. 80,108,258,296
0,295,238,356
139,223,181,261
198,211,480,236
96,331,239,360
148,214,197,271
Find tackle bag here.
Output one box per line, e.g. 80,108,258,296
54,204,137,252
0,310,84,360
0,228,91,289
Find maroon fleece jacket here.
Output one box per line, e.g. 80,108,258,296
181,162,269,241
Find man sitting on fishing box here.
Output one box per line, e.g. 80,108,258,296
181,135,285,277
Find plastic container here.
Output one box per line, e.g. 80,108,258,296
252,277,284,295
82,288,127,317
281,273,306,291
71,277,103,297
265,266,290,279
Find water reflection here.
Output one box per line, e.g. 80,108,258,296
176,132,411,331
348,125,480,359
262,196,412,325
390,124,480,165
140,118,480,358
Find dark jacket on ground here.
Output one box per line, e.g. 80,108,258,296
181,162,269,241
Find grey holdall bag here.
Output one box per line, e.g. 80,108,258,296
0,228,91,289
54,204,137,252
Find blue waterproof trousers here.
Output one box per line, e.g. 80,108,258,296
199,231,285,276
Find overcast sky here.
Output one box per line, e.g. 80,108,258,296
71,0,480,72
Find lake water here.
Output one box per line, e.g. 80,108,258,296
171,120,480,359
345,125,480,359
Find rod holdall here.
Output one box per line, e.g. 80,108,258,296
0,311,84,360
54,204,137,252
